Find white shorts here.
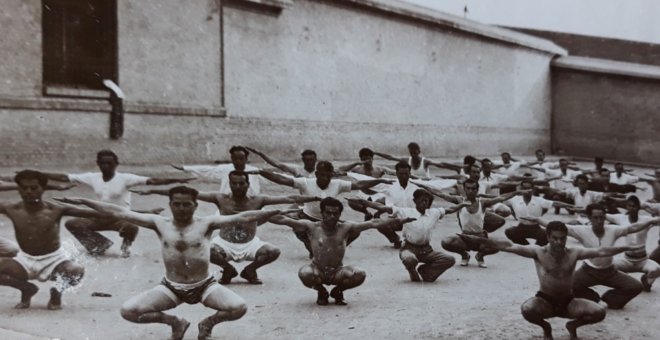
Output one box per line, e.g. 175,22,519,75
14,248,70,282
0,236,19,257
212,236,268,262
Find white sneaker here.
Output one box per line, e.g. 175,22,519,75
476,254,487,268
460,255,470,266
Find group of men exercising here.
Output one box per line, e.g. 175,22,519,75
0,144,658,340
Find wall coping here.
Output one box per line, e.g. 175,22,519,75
324,0,567,56
0,97,226,117
552,56,660,81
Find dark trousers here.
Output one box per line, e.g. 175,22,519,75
572,262,643,309
65,217,139,253
504,223,548,246
400,242,455,282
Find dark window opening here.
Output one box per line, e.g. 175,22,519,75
42,0,117,90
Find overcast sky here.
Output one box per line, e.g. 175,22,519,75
403,0,660,44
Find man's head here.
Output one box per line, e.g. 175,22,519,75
407,142,421,158
575,174,589,191
594,157,604,169
599,168,610,179
15,170,47,204
359,148,374,166
229,146,249,170
535,149,545,162
546,221,568,251
520,177,535,198
463,155,476,166
559,158,569,171
614,162,624,175
320,197,343,227
315,161,334,188
168,186,199,222
413,189,434,212
586,203,607,229
469,164,481,181
395,161,411,186
228,171,250,198
463,179,479,200
96,150,119,176
481,158,493,173
626,195,641,215
501,152,511,164
300,149,317,170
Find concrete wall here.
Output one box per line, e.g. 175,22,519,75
551,56,660,163
0,0,564,166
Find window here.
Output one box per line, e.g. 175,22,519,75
42,0,117,91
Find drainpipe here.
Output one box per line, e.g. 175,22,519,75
103,79,125,139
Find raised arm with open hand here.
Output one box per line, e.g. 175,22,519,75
53,197,158,229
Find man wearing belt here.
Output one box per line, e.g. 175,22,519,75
503,178,575,246
348,189,469,282
607,196,660,292
526,203,660,309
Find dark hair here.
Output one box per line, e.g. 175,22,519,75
626,195,641,208
168,186,199,203
463,178,480,188
463,155,476,165
481,158,492,165
594,157,604,163
395,161,411,171
301,149,317,158
413,189,434,204
359,148,374,158
559,158,568,163
575,174,589,183
535,149,545,155
614,162,624,168
586,203,606,217
407,142,420,150
316,160,334,173
320,197,343,214
228,170,250,184
14,170,48,187
501,152,511,158
546,221,568,236
97,149,119,163
229,146,249,157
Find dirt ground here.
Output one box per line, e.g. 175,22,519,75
0,160,658,340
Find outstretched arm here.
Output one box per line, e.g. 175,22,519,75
261,195,320,206
268,215,313,232
426,160,463,173
145,177,195,186
349,216,415,233
519,216,550,227
410,182,462,204
576,245,644,260
483,190,527,208
30,171,71,183
250,169,295,187
130,188,218,203
54,197,158,229
344,198,393,215
457,234,538,258
622,217,660,236
444,202,472,215
373,151,406,163
208,209,292,231
244,146,301,176
351,178,394,191
337,161,364,173
0,183,74,192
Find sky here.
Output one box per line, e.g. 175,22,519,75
402,0,660,44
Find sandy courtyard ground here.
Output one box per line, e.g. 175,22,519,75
0,160,658,340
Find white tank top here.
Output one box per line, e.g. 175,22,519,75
458,198,485,233
409,156,430,179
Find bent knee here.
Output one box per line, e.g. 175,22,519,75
120,304,140,322
351,269,366,283
228,301,248,320
265,246,281,259
401,256,418,268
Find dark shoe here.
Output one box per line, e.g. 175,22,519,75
219,266,238,284
120,238,132,258
197,320,211,340
240,269,263,284
407,266,421,282
641,274,652,292
316,286,329,306
330,287,347,305
89,241,113,256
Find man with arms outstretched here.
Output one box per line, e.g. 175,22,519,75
526,203,660,309
132,170,320,284
245,146,317,178
57,186,292,340
36,149,192,257
348,189,469,282
251,161,393,258
460,221,641,340
0,170,102,310
269,197,415,305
